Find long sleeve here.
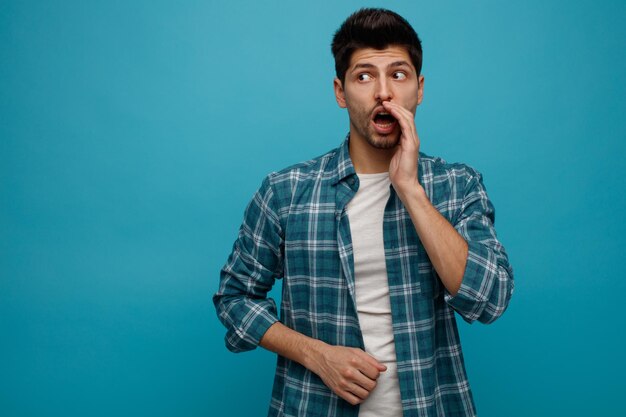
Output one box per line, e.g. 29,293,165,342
213,175,284,352
444,169,514,324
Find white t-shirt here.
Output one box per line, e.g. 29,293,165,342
346,172,402,417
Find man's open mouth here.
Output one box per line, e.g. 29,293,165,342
374,112,397,126
372,111,398,134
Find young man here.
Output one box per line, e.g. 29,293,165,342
214,8,514,417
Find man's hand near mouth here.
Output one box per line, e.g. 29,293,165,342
383,99,468,298
382,100,420,196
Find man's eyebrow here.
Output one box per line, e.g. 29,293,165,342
351,63,376,72
388,60,412,69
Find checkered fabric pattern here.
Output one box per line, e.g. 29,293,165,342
214,137,514,417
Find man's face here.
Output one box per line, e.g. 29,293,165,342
334,45,424,149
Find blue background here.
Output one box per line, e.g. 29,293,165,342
2,1,625,416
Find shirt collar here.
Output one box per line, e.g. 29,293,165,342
330,134,357,186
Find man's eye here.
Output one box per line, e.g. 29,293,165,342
357,73,372,81
393,72,407,80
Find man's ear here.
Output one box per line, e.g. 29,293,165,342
417,75,425,106
334,78,347,108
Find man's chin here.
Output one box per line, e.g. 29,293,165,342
367,133,400,150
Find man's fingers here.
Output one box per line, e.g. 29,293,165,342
343,366,377,391
315,345,387,404
383,101,412,126
354,361,385,381
356,373,377,391
338,380,374,405
382,100,410,116
341,357,377,384
358,364,384,382
355,349,387,373
344,382,370,400
382,101,419,146
338,390,364,406
387,105,412,131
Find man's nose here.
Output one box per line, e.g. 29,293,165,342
374,78,393,101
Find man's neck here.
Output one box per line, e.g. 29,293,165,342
348,133,396,174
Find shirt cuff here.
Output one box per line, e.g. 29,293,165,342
225,300,279,353
444,240,497,323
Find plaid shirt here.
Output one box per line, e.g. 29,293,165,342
214,137,514,417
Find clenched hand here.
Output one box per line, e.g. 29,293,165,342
308,344,387,405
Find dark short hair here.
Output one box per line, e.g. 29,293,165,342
331,8,423,84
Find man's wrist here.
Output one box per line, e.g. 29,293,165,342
301,338,329,374
395,181,428,207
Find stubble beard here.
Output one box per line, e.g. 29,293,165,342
365,131,400,149
350,107,400,150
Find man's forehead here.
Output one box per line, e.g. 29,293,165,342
348,46,414,70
